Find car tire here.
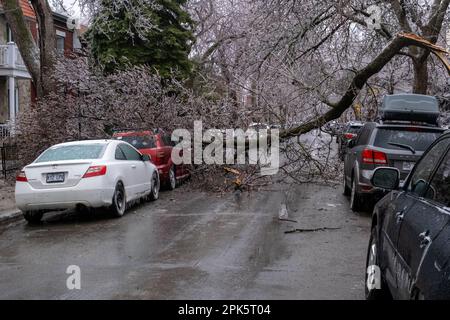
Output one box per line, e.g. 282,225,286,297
148,172,160,201
365,227,391,300
110,182,126,217
350,177,363,212
23,210,44,224
167,165,176,191
343,174,351,196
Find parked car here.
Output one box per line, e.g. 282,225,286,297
323,120,341,136
366,131,450,299
15,140,160,223
343,122,444,211
338,121,364,160
113,129,189,190
344,94,444,211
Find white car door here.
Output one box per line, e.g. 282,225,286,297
118,143,150,198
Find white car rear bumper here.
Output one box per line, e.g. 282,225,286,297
15,178,114,211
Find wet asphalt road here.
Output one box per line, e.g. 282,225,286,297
0,182,371,300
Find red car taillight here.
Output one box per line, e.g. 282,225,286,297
16,171,28,182
362,149,388,165
344,133,356,139
83,166,107,178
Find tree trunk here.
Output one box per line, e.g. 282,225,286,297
30,0,57,97
412,57,429,94
1,0,41,90
0,0,56,98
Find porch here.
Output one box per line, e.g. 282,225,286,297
0,42,32,139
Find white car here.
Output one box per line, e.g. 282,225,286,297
15,140,160,223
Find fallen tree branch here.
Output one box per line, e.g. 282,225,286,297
285,227,341,234
279,32,450,140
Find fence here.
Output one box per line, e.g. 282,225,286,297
0,123,11,140
0,140,18,179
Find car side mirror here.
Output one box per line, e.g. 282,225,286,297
371,167,400,190
142,154,151,162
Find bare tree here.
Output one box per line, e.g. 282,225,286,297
1,0,56,97
189,0,449,136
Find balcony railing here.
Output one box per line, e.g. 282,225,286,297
0,42,27,71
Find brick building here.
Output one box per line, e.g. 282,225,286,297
0,0,82,137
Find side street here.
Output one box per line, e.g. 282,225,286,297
0,0,450,301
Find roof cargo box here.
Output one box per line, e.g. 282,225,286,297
380,94,440,124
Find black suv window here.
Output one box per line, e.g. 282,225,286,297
374,128,441,152
407,138,450,196
425,150,450,206
119,144,142,161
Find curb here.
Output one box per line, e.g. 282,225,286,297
0,209,22,224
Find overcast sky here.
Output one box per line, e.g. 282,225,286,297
54,0,88,23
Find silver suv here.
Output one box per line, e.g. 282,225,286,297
343,121,444,211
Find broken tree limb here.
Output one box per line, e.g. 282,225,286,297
279,32,450,140
279,218,298,223
399,33,450,75
285,227,341,234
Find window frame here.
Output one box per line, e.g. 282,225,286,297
355,125,371,146
115,145,127,161
421,147,450,207
118,143,143,161
56,35,65,55
404,137,450,198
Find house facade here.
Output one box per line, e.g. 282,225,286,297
0,0,82,138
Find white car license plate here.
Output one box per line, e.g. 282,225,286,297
402,162,415,171
46,172,65,183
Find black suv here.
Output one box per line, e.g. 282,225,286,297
344,94,444,211
366,132,450,299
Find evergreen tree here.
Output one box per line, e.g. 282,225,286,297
87,0,194,78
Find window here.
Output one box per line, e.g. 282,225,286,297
56,36,65,55
6,25,13,42
407,138,450,196
115,146,127,160
119,144,142,161
115,135,156,149
35,144,106,163
162,135,174,147
356,126,371,146
424,151,450,206
374,128,442,152
346,126,362,134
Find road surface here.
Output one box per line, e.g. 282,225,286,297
0,182,371,299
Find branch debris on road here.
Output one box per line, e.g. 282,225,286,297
285,227,341,234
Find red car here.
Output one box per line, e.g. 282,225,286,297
113,129,189,190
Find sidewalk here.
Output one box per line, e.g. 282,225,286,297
0,180,21,223
0,208,21,223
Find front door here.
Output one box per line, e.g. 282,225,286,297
119,143,148,199
379,190,416,294
396,144,450,299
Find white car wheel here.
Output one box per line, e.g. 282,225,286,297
111,182,126,217
149,172,160,201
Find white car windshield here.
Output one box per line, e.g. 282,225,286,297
35,144,107,163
